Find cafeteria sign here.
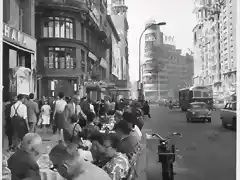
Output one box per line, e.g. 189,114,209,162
3,23,27,47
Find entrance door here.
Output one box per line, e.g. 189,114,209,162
54,79,75,97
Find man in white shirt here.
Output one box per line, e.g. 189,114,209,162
10,94,29,151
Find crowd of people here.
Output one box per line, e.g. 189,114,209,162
3,92,151,180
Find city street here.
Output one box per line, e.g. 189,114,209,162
143,105,236,180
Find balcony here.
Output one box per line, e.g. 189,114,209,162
35,0,89,12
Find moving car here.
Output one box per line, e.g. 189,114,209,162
220,101,236,130
186,102,212,123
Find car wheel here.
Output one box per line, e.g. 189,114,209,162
208,118,211,123
221,119,227,129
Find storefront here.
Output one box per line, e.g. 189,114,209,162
2,23,37,101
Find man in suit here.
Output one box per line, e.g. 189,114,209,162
8,133,43,180
25,93,39,133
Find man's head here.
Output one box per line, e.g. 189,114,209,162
20,133,43,159
73,95,81,104
114,120,132,137
90,133,120,160
122,108,138,129
29,93,34,100
49,142,82,179
58,92,64,99
17,94,25,103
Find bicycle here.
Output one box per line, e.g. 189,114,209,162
146,132,182,180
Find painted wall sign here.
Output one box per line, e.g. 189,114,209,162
3,23,27,47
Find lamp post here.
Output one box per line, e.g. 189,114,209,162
138,22,166,100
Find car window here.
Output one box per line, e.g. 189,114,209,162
232,103,236,111
191,104,207,109
224,103,230,109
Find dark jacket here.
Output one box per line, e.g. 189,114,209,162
8,150,41,180
142,103,150,115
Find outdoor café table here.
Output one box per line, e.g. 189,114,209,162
40,168,65,180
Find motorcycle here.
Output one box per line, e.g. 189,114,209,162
146,132,182,180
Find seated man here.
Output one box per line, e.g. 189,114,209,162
90,132,130,180
8,133,43,180
49,141,111,180
114,120,140,156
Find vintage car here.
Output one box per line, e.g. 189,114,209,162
186,102,212,123
220,101,236,130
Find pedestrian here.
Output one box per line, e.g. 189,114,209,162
53,92,67,142
26,93,39,132
5,97,17,151
10,94,29,151
143,101,151,120
40,100,51,136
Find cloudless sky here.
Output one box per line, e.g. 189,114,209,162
125,0,196,81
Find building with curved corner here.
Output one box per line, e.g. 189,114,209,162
141,19,165,100
142,20,194,101
35,0,112,99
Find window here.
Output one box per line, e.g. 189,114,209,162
81,24,85,41
86,30,91,46
81,50,86,72
19,8,24,31
42,17,73,39
44,47,75,69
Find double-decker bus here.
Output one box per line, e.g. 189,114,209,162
179,85,213,111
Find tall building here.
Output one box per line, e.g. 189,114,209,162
141,20,194,101
109,0,129,88
2,0,36,101
35,0,113,100
192,0,237,99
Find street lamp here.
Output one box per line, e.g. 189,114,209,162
138,22,166,100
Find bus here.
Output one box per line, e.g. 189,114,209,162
179,85,213,111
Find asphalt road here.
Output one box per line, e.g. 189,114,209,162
143,105,236,180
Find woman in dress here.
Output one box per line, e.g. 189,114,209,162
53,92,67,141
40,100,51,136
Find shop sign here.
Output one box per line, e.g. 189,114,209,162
100,58,108,69
88,51,97,61
3,23,27,47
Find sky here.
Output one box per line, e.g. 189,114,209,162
125,0,197,82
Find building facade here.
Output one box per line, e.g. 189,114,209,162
35,0,113,99
192,0,237,99
108,0,129,87
141,20,194,101
3,0,37,101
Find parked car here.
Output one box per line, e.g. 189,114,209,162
186,102,212,123
220,101,236,130
213,100,225,110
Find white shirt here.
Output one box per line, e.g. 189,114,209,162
41,104,51,116
54,99,67,112
134,125,142,137
10,101,27,119
90,104,95,114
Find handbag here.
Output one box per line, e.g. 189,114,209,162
37,115,43,126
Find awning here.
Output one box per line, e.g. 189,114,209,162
88,51,97,61
3,39,35,54
100,58,108,69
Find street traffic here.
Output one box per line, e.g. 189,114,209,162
144,105,236,180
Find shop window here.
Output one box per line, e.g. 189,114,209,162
44,47,75,69
81,50,86,72
42,17,74,39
